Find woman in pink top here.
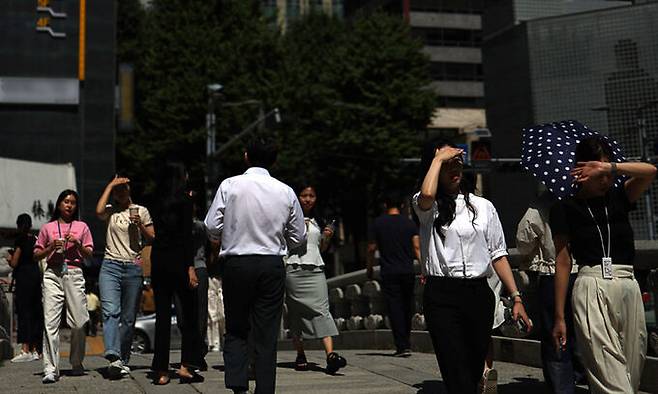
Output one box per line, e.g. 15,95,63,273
33,189,94,384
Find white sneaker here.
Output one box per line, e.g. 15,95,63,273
42,373,58,384
32,352,41,360
120,364,131,375
108,360,124,378
11,351,34,363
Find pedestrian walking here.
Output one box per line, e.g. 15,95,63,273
206,274,225,352
205,136,306,394
150,163,204,385
85,284,101,337
285,184,346,374
192,200,210,369
413,139,532,394
516,190,583,393
96,175,154,378
551,136,655,393
367,193,419,358
9,213,43,363
33,189,94,384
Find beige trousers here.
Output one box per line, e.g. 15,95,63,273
572,265,647,393
207,277,225,349
42,266,89,376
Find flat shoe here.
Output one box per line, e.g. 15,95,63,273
179,372,204,383
295,354,308,371
326,352,347,375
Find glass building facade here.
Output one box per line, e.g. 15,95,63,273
485,1,658,240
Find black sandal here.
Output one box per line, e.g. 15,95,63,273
326,352,346,375
295,354,308,371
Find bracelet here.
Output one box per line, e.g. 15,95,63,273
610,161,617,177
509,290,521,299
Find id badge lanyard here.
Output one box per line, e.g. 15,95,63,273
586,204,613,279
56,221,73,273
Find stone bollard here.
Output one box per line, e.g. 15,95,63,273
364,314,384,330
347,315,364,331
363,280,386,315
411,313,426,330
329,287,350,319
334,317,347,331
414,276,424,314
345,284,369,316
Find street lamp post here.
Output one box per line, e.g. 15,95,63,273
636,100,658,240
204,88,282,206
205,83,224,208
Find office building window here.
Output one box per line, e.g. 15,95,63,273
412,27,482,47
410,0,483,14
429,62,483,81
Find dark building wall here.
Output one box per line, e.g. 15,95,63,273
482,24,537,245
526,3,658,239
484,2,658,240
0,1,116,249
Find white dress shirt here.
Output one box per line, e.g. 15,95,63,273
285,218,324,266
412,192,508,278
204,167,306,257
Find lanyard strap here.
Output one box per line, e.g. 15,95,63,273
586,204,611,258
56,221,73,249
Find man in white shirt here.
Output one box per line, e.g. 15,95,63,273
205,137,306,394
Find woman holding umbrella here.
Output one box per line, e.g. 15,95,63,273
413,138,532,394
549,134,655,393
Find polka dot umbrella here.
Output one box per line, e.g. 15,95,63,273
521,120,626,199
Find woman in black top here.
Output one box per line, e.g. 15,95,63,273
9,213,43,362
150,163,203,385
551,136,656,393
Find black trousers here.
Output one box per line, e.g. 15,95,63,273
14,277,43,348
423,276,494,394
195,267,210,359
381,273,415,352
151,268,204,372
222,255,285,394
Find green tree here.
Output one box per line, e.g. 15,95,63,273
270,12,436,266
116,4,436,269
117,0,281,198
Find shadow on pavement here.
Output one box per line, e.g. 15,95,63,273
355,352,399,358
277,361,345,376
413,380,448,393
414,378,589,394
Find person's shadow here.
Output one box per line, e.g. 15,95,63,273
414,377,588,394
277,361,343,376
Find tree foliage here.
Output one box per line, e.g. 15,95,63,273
117,2,437,266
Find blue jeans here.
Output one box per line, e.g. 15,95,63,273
99,259,143,363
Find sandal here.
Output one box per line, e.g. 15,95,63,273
326,352,346,375
154,372,170,385
295,353,308,371
480,368,498,394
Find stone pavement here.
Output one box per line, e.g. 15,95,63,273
0,347,591,394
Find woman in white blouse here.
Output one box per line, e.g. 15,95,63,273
413,139,532,394
285,185,346,375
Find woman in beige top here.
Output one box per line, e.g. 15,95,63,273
96,175,154,378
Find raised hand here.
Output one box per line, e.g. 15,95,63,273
434,146,464,163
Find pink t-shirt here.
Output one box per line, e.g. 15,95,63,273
35,220,94,267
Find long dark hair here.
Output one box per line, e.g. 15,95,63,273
154,162,188,207
418,138,477,238
51,189,80,222
575,136,613,162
